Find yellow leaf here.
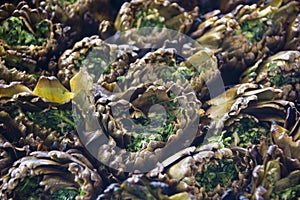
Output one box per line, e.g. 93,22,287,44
32,76,73,104
70,68,93,95
168,192,192,200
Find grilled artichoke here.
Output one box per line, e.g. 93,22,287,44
78,79,201,173
191,0,299,84
204,83,298,148
0,75,80,152
0,150,103,199
0,1,299,199
114,0,198,33
146,143,252,199
0,2,70,73
241,51,300,104
98,173,196,200
58,35,138,89
39,0,113,39
244,135,300,199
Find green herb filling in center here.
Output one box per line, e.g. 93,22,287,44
196,158,239,192
0,16,49,46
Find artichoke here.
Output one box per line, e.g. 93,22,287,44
98,174,196,200
0,2,70,73
0,150,103,199
0,1,299,199
220,114,271,148
78,79,201,173
114,0,198,33
146,143,253,199
241,51,300,104
0,75,81,152
244,136,300,199
39,0,113,39
58,35,138,89
112,47,222,101
191,0,299,84
204,83,298,148
0,101,80,152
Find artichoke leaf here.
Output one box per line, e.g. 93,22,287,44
0,82,32,98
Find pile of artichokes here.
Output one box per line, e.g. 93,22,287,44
0,0,299,199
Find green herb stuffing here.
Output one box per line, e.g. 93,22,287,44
0,16,49,46
14,177,42,200
73,48,109,80
222,118,270,148
272,184,300,200
237,19,267,43
134,8,165,29
196,158,239,192
267,63,292,86
159,62,197,82
126,96,179,152
60,0,77,4
26,109,76,133
50,189,79,200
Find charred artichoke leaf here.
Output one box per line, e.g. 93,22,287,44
284,14,300,50
271,123,300,160
0,82,32,98
0,60,37,89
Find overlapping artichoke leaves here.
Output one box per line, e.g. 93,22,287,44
0,2,70,73
241,51,300,104
135,143,252,200
203,83,298,149
241,90,300,199
73,47,205,173
0,58,37,89
242,119,300,199
190,0,299,84
58,35,138,89
113,0,198,48
0,150,103,200
97,173,197,200
200,81,300,198
197,0,259,14
38,0,113,40
0,63,84,171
